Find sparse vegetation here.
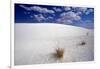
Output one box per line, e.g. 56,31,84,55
55,48,64,59
79,41,86,46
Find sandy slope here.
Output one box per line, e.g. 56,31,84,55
14,23,94,65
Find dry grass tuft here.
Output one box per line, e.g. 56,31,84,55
56,48,64,59
80,41,86,46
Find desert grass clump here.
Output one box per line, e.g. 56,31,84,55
55,48,64,61
79,41,86,46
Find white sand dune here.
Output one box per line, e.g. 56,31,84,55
14,23,94,65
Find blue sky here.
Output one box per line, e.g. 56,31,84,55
15,4,94,29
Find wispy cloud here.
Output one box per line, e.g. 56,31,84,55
75,20,94,29
34,14,54,22
34,14,46,22
78,7,88,13
61,11,81,20
56,19,73,24
72,7,94,15
64,7,71,11
53,7,62,12
19,5,31,11
19,5,55,14
46,16,53,20
16,4,94,29
85,9,94,15
56,11,81,24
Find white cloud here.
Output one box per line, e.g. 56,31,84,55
19,5,55,14
34,14,54,22
72,7,94,15
72,7,87,13
85,9,94,15
76,11,82,15
60,11,81,21
78,7,88,13
77,20,94,29
56,18,73,24
64,7,71,11
65,20,73,24
47,16,53,20
53,7,62,12
56,11,81,24
75,7,94,15
34,14,46,22
31,6,55,14
19,5,31,11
